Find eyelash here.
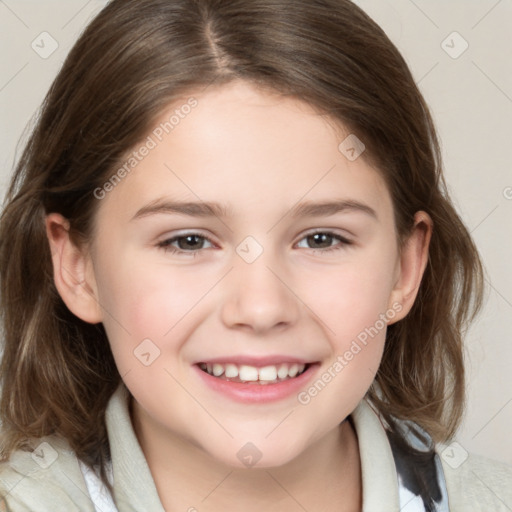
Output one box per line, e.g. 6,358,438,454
156,230,352,257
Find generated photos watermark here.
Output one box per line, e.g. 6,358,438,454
93,97,198,200
297,302,403,405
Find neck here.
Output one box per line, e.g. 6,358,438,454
130,399,362,512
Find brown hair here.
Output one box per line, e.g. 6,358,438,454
0,0,483,487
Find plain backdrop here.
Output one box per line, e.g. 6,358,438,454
1,0,511,467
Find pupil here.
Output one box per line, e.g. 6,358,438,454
180,235,201,250
311,233,330,248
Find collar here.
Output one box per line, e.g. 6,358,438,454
351,397,401,510
106,384,165,511
105,384,402,511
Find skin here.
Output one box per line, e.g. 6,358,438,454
46,79,432,511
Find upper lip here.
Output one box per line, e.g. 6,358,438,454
194,356,316,367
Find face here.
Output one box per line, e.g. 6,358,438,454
78,80,408,468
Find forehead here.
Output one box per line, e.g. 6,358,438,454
96,80,393,225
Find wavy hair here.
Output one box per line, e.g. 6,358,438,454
0,0,483,488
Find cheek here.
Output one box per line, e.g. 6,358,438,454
300,243,398,344
94,251,217,371
295,243,397,405
297,270,392,411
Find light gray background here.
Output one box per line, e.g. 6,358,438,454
1,0,511,466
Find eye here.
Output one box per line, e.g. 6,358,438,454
157,230,352,257
157,233,215,256
296,230,352,254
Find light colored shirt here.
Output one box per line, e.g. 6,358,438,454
1,384,511,511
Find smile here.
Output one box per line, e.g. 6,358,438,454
198,362,309,384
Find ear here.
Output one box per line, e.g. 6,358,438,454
387,211,433,323
45,213,103,324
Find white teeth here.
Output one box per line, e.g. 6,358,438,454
288,364,299,378
212,364,224,377
277,364,289,379
224,364,238,378
200,362,308,382
238,365,259,381
258,365,277,381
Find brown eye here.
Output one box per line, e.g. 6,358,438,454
296,231,352,253
157,233,214,255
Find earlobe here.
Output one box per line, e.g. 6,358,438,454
387,211,433,324
45,213,103,324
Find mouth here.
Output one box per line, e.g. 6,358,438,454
197,361,311,385
193,356,320,403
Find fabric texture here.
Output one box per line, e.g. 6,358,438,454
1,383,511,511
78,460,116,512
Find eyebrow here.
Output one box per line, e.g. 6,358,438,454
130,198,377,221
290,199,377,219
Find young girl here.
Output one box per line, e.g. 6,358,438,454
0,0,510,510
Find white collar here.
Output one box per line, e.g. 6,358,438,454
83,384,446,511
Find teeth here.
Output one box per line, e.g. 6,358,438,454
258,366,277,381
288,364,299,378
200,362,307,383
225,364,238,378
277,364,289,379
212,364,224,377
238,365,259,381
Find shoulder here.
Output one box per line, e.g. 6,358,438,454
0,435,96,512
437,442,512,511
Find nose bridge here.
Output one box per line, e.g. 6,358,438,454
220,236,298,333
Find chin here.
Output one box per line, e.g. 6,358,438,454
204,437,306,470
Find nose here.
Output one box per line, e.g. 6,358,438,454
220,252,299,335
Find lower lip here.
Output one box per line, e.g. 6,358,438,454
193,363,319,404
